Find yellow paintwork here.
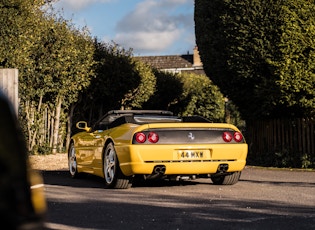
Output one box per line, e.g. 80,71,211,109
71,121,248,178
28,168,47,216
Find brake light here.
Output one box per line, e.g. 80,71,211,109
135,132,146,143
148,132,159,143
234,132,243,142
222,132,233,142
134,132,159,144
222,131,243,142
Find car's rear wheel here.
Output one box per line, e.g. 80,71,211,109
103,143,131,189
68,143,79,178
211,171,241,185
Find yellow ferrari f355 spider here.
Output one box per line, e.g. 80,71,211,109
69,110,248,189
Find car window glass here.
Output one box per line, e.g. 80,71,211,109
134,115,181,123
94,114,124,130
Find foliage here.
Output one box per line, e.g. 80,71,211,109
142,69,183,110
90,40,138,111
29,15,94,106
169,73,225,122
120,59,156,110
271,1,315,117
27,14,95,153
1,1,95,153
224,99,246,130
0,0,47,152
144,70,226,122
247,149,314,169
194,0,315,120
144,70,243,124
0,0,45,68
72,40,156,127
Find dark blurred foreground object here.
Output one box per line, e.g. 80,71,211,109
0,91,46,229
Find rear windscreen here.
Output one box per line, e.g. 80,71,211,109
133,115,182,124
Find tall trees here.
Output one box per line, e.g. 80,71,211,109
71,40,156,127
1,0,95,153
272,1,315,117
26,16,95,153
143,71,226,123
33,17,95,153
142,69,183,111
1,0,47,152
1,1,157,153
195,0,315,120
170,73,225,122
0,0,45,68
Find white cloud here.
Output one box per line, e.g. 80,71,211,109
114,0,193,54
54,0,112,11
115,30,182,53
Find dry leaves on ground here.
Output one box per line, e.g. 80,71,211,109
29,153,68,171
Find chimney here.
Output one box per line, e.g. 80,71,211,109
193,46,202,67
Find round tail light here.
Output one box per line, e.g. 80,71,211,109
148,132,159,143
233,132,243,142
135,132,146,143
222,132,233,142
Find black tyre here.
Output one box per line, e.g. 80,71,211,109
211,171,241,185
68,143,80,178
103,143,131,189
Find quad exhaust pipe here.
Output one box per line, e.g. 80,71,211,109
142,165,166,180
153,165,166,175
217,163,229,173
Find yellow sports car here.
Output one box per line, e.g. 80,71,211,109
69,110,248,189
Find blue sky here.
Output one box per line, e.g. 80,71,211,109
52,0,195,56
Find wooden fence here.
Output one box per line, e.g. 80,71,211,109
245,118,315,168
0,69,19,115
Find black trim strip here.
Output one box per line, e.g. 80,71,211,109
144,159,236,163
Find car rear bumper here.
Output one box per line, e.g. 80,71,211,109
117,144,248,176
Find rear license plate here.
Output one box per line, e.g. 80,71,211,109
177,150,204,159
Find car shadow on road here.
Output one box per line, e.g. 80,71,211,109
43,170,315,190
131,177,201,188
40,170,212,189
40,170,105,188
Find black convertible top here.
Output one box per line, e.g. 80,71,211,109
93,110,210,131
106,110,174,116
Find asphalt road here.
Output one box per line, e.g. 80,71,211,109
41,167,315,230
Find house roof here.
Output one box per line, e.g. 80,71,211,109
134,54,194,69
133,51,205,75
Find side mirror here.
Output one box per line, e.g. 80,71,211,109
76,121,91,132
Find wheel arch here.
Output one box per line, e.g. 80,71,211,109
102,139,129,176
68,140,75,154
102,138,114,157
102,139,131,189
102,138,118,168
